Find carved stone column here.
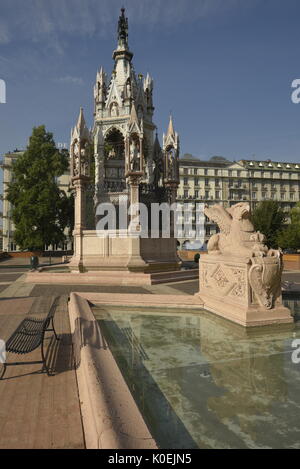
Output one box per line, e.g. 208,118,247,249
126,172,146,271
69,108,91,272
70,176,90,272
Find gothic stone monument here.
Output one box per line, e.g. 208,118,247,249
197,202,293,327
68,8,181,275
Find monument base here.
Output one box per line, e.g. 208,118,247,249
68,230,181,273
26,268,198,286
198,254,293,327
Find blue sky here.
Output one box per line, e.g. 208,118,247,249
0,0,300,163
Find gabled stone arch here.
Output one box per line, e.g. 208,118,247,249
103,124,126,140
104,127,125,161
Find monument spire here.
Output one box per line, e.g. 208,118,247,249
113,7,133,62
163,114,179,152
117,7,128,49
166,115,175,139
72,107,90,141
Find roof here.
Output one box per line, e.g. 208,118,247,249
179,154,231,168
239,159,300,172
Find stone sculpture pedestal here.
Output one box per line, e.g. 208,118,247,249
197,255,293,327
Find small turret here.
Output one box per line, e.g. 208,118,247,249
94,67,107,109
70,107,91,179
163,115,180,184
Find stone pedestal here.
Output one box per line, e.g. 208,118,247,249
197,254,293,327
69,229,181,273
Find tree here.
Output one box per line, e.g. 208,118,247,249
277,224,300,250
276,202,300,250
6,125,73,251
251,201,286,248
290,202,300,226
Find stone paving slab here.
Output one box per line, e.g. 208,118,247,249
0,273,23,281
0,257,63,266
31,284,151,297
0,295,85,449
0,285,12,294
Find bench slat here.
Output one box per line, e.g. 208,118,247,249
5,296,59,355
6,318,44,354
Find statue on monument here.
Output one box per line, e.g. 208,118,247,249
129,139,140,172
167,148,176,180
126,79,131,99
111,102,118,117
80,142,89,176
73,142,80,176
153,157,163,186
107,146,117,159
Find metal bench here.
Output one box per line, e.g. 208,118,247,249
0,298,60,379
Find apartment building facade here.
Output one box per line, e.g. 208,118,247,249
177,154,300,249
2,150,300,252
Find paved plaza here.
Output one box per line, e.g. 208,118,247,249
0,257,299,448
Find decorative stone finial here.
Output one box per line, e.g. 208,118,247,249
118,7,128,49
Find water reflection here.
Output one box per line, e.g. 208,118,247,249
95,306,300,449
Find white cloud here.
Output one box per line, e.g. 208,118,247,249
1,0,261,44
55,76,84,85
0,23,10,44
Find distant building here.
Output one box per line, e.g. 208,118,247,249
1,149,72,252
2,148,299,252
177,154,300,249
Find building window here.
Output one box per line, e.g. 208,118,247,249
252,192,256,200
204,169,208,176
194,168,198,175
194,178,199,186
215,169,219,176
281,193,285,200
184,178,188,186
195,190,199,199
184,190,189,198
184,168,188,175
205,191,209,199
215,179,220,187
205,178,209,187
216,191,220,199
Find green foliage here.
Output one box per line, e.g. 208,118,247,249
277,224,300,250
277,202,300,250
251,201,286,249
6,125,73,251
291,202,300,225
194,253,200,264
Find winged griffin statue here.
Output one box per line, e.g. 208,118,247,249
204,202,278,258
204,203,283,309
